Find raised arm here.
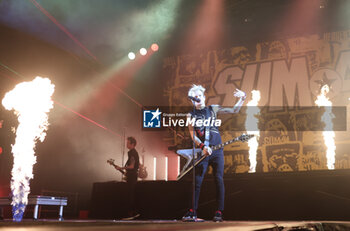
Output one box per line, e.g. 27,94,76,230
212,89,246,114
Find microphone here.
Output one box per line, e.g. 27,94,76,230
188,96,201,103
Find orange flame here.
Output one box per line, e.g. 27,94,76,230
315,85,335,170
2,77,55,221
245,90,261,173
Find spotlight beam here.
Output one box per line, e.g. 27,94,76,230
0,69,182,139
54,100,121,137
109,82,144,109
29,0,98,62
0,63,121,137
0,58,181,138
29,1,145,111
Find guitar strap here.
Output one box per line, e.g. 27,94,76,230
204,106,213,147
192,106,214,147
204,128,209,147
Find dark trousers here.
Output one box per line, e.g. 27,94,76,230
193,149,225,212
126,173,138,213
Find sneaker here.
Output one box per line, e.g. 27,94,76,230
213,210,223,222
182,209,197,222
122,212,140,220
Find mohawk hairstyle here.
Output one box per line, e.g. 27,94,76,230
188,84,206,97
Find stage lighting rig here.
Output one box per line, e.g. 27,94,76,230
128,52,136,60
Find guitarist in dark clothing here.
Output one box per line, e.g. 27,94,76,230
114,136,140,219
182,85,246,222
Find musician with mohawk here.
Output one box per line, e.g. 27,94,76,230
182,84,246,222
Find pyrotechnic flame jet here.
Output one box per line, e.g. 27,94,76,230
2,77,55,221
245,90,261,173
315,85,335,170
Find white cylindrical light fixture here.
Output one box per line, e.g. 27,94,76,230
153,157,157,181
165,156,168,181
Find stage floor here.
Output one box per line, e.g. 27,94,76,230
0,220,349,231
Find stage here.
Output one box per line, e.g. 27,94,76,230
1,0,350,230
1,220,350,231
90,170,350,221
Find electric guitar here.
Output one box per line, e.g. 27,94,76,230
138,155,148,179
176,133,254,180
107,159,126,177
107,158,148,180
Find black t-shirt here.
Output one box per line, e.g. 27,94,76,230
189,106,222,146
126,148,139,175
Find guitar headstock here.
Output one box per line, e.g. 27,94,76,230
238,134,255,142
107,158,115,165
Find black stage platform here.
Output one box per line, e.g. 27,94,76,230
91,170,350,221
1,220,350,231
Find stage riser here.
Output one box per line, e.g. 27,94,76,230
90,171,350,220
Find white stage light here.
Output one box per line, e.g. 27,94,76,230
128,52,135,60
140,48,147,56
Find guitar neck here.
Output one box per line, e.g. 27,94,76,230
109,163,126,175
212,137,239,151
116,166,125,175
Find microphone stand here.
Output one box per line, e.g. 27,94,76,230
121,127,126,181
191,104,196,218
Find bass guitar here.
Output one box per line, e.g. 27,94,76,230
107,158,148,180
107,159,127,180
